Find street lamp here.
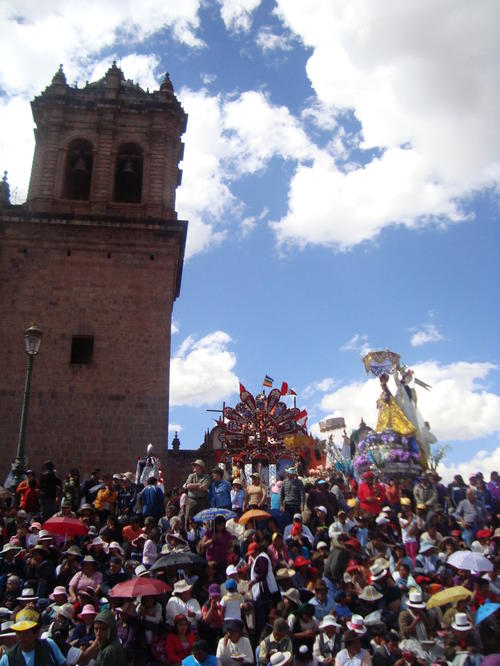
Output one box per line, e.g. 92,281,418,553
10,324,43,488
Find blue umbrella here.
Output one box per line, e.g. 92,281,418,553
193,508,236,522
476,602,500,625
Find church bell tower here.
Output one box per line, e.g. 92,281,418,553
0,63,188,474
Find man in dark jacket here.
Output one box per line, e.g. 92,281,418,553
90,609,125,665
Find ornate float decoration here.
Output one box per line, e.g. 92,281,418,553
353,350,436,480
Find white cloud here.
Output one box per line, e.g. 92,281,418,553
177,88,317,257
256,27,292,53
340,334,370,356
0,1,204,97
170,331,239,407
0,1,204,202
217,0,262,32
240,216,256,237
320,360,500,443
270,0,500,249
171,320,180,335
168,423,183,433
438,443,500,484
410,323,444,347
303,377,336,399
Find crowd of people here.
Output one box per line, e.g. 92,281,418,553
1,458,500,666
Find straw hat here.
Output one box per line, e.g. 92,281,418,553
0,544,21,556
193,459,205,470
173,580,193,595
369,564,388,581
11,609,40,632
270,652,292,666
0,621,16,638
78,604,98,620
347,614,366,635
451,612,473,632
17,588,38,602
49,586,68,601
54,603,75,623
276,568,296,580
359,585,383,602
407,590,426,609
319,615,341,630
282,588,300,605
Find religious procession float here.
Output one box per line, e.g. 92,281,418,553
209,379,328,486
207,351,437,484
352,350,436,480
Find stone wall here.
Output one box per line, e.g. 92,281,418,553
0,210,185,477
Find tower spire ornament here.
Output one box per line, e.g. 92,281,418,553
0,171,10,205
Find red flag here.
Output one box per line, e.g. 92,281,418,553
280,381,297,396
295,409,308,427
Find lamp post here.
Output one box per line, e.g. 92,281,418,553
11,324,43,488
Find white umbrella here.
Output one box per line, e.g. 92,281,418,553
447,550,493,572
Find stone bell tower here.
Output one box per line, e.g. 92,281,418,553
0,63,187,475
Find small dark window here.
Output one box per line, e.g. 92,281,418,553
114,142,143,203
71,335,94,365
62,139,93,200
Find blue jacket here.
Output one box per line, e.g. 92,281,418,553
210,479,232,508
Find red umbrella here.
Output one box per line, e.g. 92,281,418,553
109,577,172,598
43,517,88,537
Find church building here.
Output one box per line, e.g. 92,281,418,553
0,63,188,475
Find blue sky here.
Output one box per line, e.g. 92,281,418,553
1,0,499,481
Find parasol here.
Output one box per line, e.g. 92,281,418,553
426,586,472,609
43,517,88,537
362,350,400,377
447,550,493,572
476,602,500,625
193,508,236,523
150,552,206,571
239,509,271,525
108,576,172,598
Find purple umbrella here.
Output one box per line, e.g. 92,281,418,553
447,550,493,572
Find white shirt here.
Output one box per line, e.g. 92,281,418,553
335,648,371,666
216,635,254,665
166,595,202,627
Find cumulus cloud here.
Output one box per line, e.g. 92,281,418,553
0,1,204,201
256,27,293,53
303,377,336,399
320,360,500,443
0,1,204,97
168,423,183,433
170,331,239,407
410,323,444,347
171,320,180,335
271,0,500,249
217,0,262,32
340,334,370,356
438,443,500,484
177,88,317,257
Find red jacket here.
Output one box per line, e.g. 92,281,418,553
165,631,195,665
358,482,386,514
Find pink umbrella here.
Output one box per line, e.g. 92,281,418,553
109,577,172,598
43,517,88,537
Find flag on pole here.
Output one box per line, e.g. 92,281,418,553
263,375,274,388
295,409,308,428
280,381,297,396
